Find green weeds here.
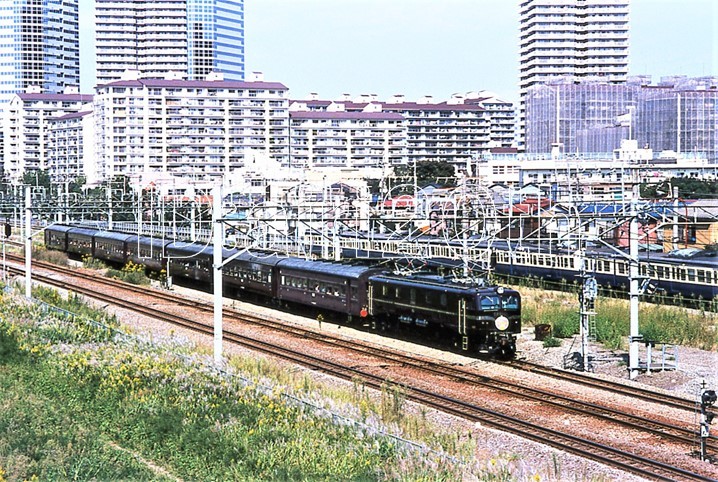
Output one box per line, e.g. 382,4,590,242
522,287,718,351
0,295,466,481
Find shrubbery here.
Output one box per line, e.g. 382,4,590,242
523,288,718,351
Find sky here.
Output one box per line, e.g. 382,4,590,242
79,0,718,105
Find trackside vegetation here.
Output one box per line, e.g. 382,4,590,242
0,288,575,482
522,288,718,351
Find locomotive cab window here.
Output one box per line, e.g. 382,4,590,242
502,295,519,310
480,295,500,311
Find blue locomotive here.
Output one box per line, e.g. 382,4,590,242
44,225,522,357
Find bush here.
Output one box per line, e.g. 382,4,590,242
32,247,69,266
549,311,579,338
542,336,562,348
108,261,150,286
0,320,21,363
82,254,106,270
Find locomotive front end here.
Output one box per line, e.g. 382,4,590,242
474,286,521,358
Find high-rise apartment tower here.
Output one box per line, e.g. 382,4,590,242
96,0,245,84
518,0,629,148
0,0,80,108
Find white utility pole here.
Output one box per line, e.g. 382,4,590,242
628,196,641,380
25,186,32,299
672,185,679,249
107,185,114,231
213,186,224,363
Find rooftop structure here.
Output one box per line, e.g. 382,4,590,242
95,0,245,84
477,140,716,202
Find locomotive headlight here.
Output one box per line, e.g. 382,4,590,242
494,315,510,331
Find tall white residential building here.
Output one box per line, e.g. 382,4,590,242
93,72,288,183
518,0,629,147
48,109,97,186
462,91,517,149
289,103,405,170
2,88,92,184
95,0,245,85
295,93,515,168
0,0,80,109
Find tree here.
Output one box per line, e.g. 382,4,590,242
68,175,86,195
392,161,457,194
22,169,51,190
641,178,718,199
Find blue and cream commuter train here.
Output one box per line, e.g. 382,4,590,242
317,234,718,304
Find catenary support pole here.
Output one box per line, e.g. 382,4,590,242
213,186,223,363
628,197,641,379
25,186,32,299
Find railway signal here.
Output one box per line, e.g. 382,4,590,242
699,381,716,462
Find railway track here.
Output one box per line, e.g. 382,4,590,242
14,255,710,442
506,358,701,412
6,256,718,480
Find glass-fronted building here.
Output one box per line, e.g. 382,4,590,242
0,0,80,108
96,0,244,84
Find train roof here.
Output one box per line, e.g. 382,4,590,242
166,241,236,258
45,224,74,234
127,235,173,249
67,226,103,237
93,231,134,242
230,250,286,267
370,273,517,294
641,248,718,268
276,257,380,279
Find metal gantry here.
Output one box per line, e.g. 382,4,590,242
7,178,708,377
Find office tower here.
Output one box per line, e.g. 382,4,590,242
0,0,80,108
519,0,629,148
96,0,245,84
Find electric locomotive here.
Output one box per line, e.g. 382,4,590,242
368,274,521,357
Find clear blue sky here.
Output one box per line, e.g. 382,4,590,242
79,0,717,104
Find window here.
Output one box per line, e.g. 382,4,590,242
480,295,500,311
502,295,519,310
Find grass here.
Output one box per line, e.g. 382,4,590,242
3,289,569,482
520,286,718,351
